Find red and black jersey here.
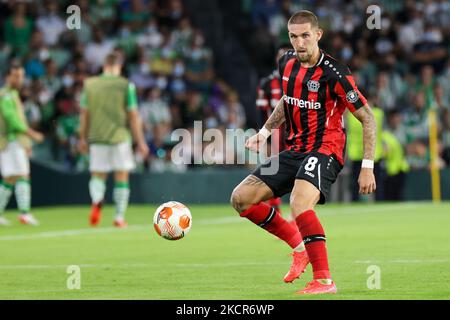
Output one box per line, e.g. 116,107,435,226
256,70,285,152
278,49,367,165
256,70,283,126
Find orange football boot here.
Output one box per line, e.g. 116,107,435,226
296,280,337,295
89,203,102,226
284,250,309,283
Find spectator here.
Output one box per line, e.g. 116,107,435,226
84,28,115,73
3,3,33,58
36,1,66,47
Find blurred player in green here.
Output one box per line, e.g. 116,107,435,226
0,63,44,226
79,52,149,228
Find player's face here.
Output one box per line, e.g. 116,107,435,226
288,23,322,63
8,68,25,89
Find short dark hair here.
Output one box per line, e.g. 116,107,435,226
7,61,23,75
288,10,319,28
104,52,123,67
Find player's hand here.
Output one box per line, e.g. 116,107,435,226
358,168,376,194
137,142,149,159
29,130,44,143
78,138,88,154
245,133,267,153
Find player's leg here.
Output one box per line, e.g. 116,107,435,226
0,147,15,225
231,151,308,282
15,175,39,225
89,172,107,226
111,141,135,227
1,142,38,225
231,174,302,249
291,153,342,294
0,175,14,226
290,179,336,294
112,170,130,228
88,144,111,226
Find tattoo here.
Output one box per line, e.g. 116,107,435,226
264,97,285,130
352,104,376,160
242,174,266,187
231,175,266,213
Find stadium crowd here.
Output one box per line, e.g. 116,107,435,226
0,0,449,181
0,0,247,172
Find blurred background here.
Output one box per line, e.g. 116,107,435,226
0,0,449,204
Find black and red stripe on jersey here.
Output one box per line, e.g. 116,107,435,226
256,69,286,152
278,49,367,165
256,70,283,125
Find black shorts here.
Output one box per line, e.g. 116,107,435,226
252,150,343,204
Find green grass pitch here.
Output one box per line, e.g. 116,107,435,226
0,202,449,299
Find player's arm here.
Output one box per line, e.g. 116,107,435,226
126,82,149,159
245,96,285,152
352,104,377,194
0,99,43,143
352,104,376,163
78,89,89,154
333,67,376,195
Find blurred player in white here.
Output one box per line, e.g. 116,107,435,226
79,52,149,228
0,63,44,226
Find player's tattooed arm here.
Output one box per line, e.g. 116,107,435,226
246,97,285,152
352,104,376,160
264,96,286,130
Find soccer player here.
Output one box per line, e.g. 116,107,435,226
256,44,291,215
231,11,376,295
79,52,149,228
0,63,44,226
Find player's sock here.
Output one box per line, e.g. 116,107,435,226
266,197,281,208
293,241,306,252
295,210,331,281
113,182,130,220
15,178,31,214
0,181,13,214
89,177,106,205
240,202,302,249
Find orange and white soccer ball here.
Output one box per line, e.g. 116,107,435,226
153,201,192,240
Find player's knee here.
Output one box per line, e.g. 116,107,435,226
230,187,251,214
289,191,315,215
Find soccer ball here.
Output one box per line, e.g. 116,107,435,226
153,201,192,240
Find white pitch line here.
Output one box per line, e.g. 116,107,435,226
0,225,148,241
1,258,448,270
354,259,450,264
0,261,287,270
0,202,441,241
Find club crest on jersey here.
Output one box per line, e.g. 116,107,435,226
307,80,320,92
346,90,359,103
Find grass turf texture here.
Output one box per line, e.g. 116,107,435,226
0,202,449,300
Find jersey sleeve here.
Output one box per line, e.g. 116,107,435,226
332,69,367,113
0,98,28,133
127,82,138,110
